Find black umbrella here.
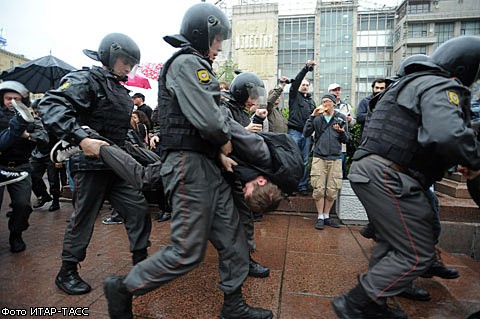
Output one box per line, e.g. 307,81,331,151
0,55,76,94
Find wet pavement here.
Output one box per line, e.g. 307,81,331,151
1,194,480,319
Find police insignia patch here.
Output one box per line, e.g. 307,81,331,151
196,69,211,83
60,82,72,91
447,91,459,107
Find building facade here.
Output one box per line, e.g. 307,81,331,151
225,0,479,110
0,48,29,73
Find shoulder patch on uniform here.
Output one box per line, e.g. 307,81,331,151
196,69,211,84
59,82,72,91
447,91,459,107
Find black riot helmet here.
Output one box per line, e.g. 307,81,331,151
431,35,480,87
164,3,231,51
0,80,30,107
230,72,266,106
83,33,141,69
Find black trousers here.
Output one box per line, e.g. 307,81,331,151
0,162,33,234
61,170,151,263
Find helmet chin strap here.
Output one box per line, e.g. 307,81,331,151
103,65,128,82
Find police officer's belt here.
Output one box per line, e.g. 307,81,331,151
0,160,29,168
367,154,408,174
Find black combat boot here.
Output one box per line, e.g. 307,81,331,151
49,197,60,211
55,262,91,295
331,284,372,319
33,194,52,208
332,283,408,319
220,287,273,319
104,275,133,319
359,223,376,241
9,232,26,253
132,248,148,265
363,297,408,319
249,255,270,278
421,248,459,279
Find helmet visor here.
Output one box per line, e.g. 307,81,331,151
245,86,267,112
110,46,140,69
207,14,231,51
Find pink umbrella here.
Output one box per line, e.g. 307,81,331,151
138,62,163,81
123,74,151,89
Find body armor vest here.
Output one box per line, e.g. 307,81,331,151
79,68,132,147
360,71,458,187
157,47,216,156
360,75,420,167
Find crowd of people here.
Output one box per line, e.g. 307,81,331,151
1,2,479,318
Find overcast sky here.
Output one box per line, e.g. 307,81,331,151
0,0,201,69
1,0,401,68
0,0,401,104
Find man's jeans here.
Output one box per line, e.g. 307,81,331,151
288,129,311,191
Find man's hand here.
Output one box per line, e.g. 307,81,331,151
306,60,316,70
312,107,324,117
245,122,262,132
79,138,110,157
150,135,160,149
255,108,268,119
219,153,238,172
333,123,345,133
220,140,232,155
279,75,289,88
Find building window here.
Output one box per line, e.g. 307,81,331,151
408,23,428,38
435,22,455,47
406,45,427,55
278,16,315,82
407,1,430,14
461,21,480,35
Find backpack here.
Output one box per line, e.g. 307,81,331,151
255,132,303,193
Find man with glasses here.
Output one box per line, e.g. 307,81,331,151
303,94,349,230
356,78,386,137
39,33,152,296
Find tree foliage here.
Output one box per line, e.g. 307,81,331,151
216,60,239,84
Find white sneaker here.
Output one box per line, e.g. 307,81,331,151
50,140,81,163
0,170,28,187
11,99,35,123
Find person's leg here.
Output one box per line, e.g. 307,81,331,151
333,157,435,318
154,184,172,222
99,145,162,191
310,158,327,230
122,152,215,295
46,161,61,211
6,165,32,253
299,135,312,193
209,176,272,319
30,158,52,208
421,188,459,279
353,158,435,298
323,160,342,228
288,129,309,193
107,174,151,265
229,176,269,278
56,171,107,295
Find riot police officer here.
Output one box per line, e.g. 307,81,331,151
332,35,480,318
0,81,48,252
222,71,271,278
102,3,273,319
39,33,152,296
